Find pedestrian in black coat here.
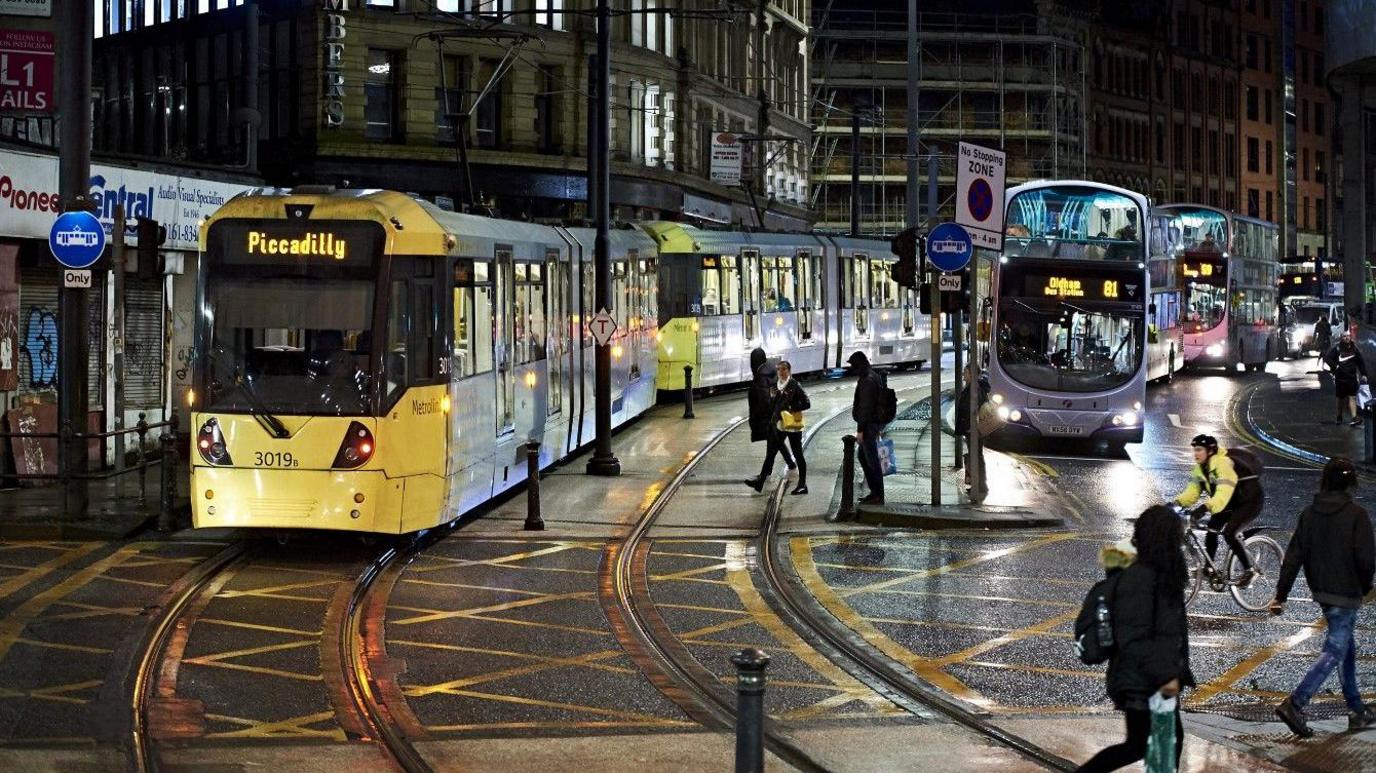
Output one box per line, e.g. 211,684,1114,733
744,347,793,491
1322,334,1368,425
747,360,809,495
848,351,886,506
1271,458,1376,737
1075,505,1195,773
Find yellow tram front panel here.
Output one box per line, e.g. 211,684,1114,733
656,317,701,391
191,385,451,534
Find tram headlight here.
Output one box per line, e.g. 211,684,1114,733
196,418,232,466
1111,411,1139,427
1205,343,1224,358
991,393,1005,405
996,405,1010,421
332,421,375,469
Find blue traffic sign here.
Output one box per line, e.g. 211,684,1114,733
926,222,973,273
49,212,106,269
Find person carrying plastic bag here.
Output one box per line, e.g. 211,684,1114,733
1073,505,1195,773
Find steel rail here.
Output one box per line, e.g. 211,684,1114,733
756,388,1079,772
130,542,251,773
608,410,836,773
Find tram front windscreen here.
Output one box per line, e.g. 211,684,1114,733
199,220,385,417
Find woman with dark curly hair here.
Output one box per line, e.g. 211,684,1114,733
1076,505,1196,773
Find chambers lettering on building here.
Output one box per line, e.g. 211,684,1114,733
322,0,348,127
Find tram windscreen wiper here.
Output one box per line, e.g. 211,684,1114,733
235,374,291,439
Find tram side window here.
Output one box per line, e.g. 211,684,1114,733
453,259,494,378
699,256,741,315
387,279,408,402
840,257,855,307
871,260,898,308
581,259,594,344
761,257,797,312
795,253,813,338
515,263,547,363
414,279,436,382
640,257,657,326
851,256,870,307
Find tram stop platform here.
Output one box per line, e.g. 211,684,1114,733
1242,361,1374,468
846,395,1066,530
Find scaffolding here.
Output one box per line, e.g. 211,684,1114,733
810,10,1087,236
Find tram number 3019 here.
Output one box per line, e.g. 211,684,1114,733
254,451,300,468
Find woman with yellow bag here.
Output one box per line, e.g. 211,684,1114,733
745,360,811,496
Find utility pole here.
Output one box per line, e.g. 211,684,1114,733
927,154,941,508
112,205,126,472
905,1,919,231
586,0,620,476
756,0,769,201
850,111,861,237
57,0,93,519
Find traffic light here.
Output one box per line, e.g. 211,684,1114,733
890,226,922,290
136,219,166,279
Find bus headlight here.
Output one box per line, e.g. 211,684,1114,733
1008,409,1022,422
991,393,1005,405
197,418,232,466
333,421,375,469
996,405,1010,421
1205,343,1224,358
1111,411,1139,427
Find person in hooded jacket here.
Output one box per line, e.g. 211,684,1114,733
1322,333,1368,425
746,360,809,495
1075,505,1194,773
847,351,886,505
1271,457,1376,738
744,348,794,491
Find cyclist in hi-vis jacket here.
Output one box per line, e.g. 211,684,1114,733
1175,434,1265,582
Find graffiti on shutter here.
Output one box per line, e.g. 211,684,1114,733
124,279,164,409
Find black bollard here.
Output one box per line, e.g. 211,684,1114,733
1366,410,1375,464
136,413,149,502
829,435,857,523
524,441,545,531
158,431,176,531
682,364,695,419
731,648,770,773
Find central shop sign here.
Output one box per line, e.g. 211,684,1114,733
322,0,349,127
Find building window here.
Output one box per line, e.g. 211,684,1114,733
477,0,506,19
1317,198,1327,231
1208,129,1218,173
1302,148,1309,180
365,49,399,142
1225,134,1236,177
537,0,564,30
1245,35,1257,69
1191,127,1201,168
436,55,467,144
535,66,559,153
1246,86,1258,121
1300,98,1309,132
475,58,504,148
1266,190,1273,221
1302,196,1309,229
1264,41,1272,74
1155,118,1165,163
1173,123,1185,170
1265,140,1273,174
1315,102,1326,136
1316,150,1327,182
1247,188,1259,217
1265,89,1273,124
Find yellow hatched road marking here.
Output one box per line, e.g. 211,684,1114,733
650,562,730,582
197,618,321,637
834,532,1080,598
419,687,690,723
93,574,166,589
791,536,992,709
410,543,593,574
392,590,595,626
422,719,695,732
204,710,346,739
868,588,1076,608
0,679,104,705
399,578,553,596
0,546,139,663
391,640,637,674
216,577,343,599
0,542,103,604
13,637,112,655
934,609,1079,667
45,601,141,621
960,660,1101,679
183,659,324,682
1190,620,1325,703
403,648,628,697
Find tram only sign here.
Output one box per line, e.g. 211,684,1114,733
48,211,106,269
926,222,974,273
956,141,1006,251
589,308,617,347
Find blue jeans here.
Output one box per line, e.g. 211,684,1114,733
1291,604,1366,712
856,423,884,498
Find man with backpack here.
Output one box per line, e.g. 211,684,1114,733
1174,434,1265,582
846,351,895,507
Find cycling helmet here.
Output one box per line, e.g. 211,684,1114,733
1190,434,1219,454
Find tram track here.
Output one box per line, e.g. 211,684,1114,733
754,392,1079,772
129,541,251,772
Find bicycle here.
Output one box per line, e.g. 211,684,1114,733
1173,504,1285,612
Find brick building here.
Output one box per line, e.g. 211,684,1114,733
90,0,814,229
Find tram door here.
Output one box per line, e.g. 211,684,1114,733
742,249,761,346
494,247,516,435
546,248,564,417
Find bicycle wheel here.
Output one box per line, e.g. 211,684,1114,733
1182,541,1203,606
1229,534,1285,612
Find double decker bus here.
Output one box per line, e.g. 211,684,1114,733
984,181,1150,446
1162,205,1281,371
1146,207,1185,381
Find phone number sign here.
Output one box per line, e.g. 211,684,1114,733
0,29,54,113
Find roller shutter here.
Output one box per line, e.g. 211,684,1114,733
17,267,106,408
124,279,164,410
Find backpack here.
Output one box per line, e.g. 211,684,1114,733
1227,447,1264,483
1074,572,1123,665
877,374,898,425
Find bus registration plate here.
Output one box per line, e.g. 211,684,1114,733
1048,426,1083,436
